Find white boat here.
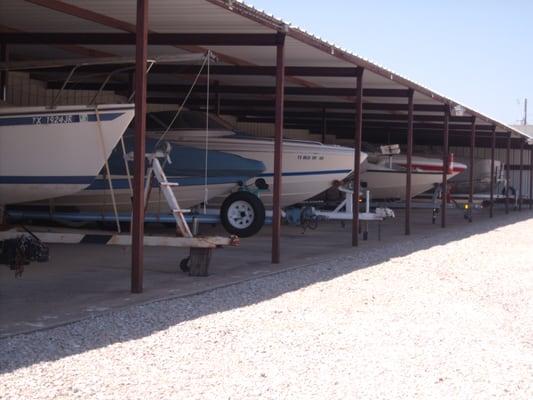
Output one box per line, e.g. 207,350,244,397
386,154,467,175
147,111,363,208
0,104,135,206
37,137,266,213
360,148,467,200
449,157,503,194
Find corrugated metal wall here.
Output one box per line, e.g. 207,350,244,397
5,71,126,106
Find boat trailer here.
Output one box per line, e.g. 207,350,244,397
285,186,395,240
1,151,239,277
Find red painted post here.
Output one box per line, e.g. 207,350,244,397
405,89,414,234
271,32,285,264
352,68,364,247
519,138,524,211
505,133,511,214
489,125,496,218
468,117,476,221
321,108,327,144
0,43,8,101
441,107,450,228
530,145,533,210
131,0,149,293
214,80,221,116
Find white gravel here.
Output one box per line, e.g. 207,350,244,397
1,215,532,400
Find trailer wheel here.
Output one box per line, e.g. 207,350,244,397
220,191,265,237
179,257,190,273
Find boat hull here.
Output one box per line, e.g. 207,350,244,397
24,138,266,214
163,134,361,207
44,179,240,212
449,158,503,194
361,168,449,200
0,104,135,205
361,154,467,200
391,154,467,174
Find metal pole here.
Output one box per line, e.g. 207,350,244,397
352,68,364,247
405,89,414,235
131,0,149,293
321,108,327,143
128,71,135,100
468,117,476,221
0,43,8,101
505,132,511,214
271,32,285,264
530,145,533,210
519,138,524,211
441,106,450,228
489,125,496,218
214,80,221,116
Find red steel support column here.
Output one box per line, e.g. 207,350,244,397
505,133,511,214
352,68,364,247
271,32,285,264
405,89,414,235
468,117,476,221
530,145,533,210
489,125,496,218
131,0,149,293
0,43,8,101
441,107,450,228
321,108,327,143
519,138,524,211
214,80,221,116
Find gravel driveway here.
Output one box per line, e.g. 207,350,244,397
1,215,532,399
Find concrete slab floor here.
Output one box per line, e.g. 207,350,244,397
1,207,531,337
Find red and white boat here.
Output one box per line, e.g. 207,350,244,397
361,146,467,200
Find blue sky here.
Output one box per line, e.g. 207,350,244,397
248,0,532,125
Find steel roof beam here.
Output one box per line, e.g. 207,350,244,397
47,81,409,97
226,110,474,123
36,64,362,77
236,116,502,132
147,97,447,112
1,32,280,46
24,0,136,31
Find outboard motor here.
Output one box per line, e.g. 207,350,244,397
0,234,49,277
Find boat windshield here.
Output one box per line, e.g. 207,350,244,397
146,110,231,131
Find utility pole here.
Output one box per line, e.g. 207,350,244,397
524,98,528,125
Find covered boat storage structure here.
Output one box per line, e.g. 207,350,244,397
1,0,532,327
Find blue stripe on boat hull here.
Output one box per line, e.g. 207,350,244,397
0,169,352,187
260,169,351,177
0,112,125,127
0,176,95,184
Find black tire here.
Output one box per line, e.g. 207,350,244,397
220,191,265,237
180,257,190,273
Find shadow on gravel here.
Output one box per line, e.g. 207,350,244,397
1,211,532,373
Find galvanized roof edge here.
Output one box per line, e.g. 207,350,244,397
205,0,530,140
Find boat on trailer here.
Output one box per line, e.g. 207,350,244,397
0,104,135,206
360,144,467,200
29,137,266,213
146,110,364,208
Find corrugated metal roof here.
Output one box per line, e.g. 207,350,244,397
0,0,529,139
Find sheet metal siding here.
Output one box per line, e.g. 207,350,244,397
66,0,273,33
0,0,121,33
5,72,125,106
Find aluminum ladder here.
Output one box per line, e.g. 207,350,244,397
144,153,193,238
